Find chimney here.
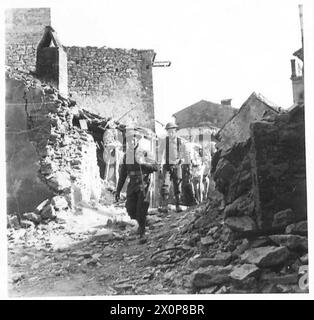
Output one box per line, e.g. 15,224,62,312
221,99,232,107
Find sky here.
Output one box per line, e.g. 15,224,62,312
2,0,313,129
47,0,307,128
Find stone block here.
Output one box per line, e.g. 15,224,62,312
225,216,256,232
269,234,308,251
272,209,295,228
191,265,232,289
40,204,56,220
241,246,290,267
230,264,260,281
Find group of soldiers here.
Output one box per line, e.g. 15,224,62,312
114,122,206,243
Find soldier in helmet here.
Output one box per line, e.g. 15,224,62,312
115,128,158,243
158,122,185,213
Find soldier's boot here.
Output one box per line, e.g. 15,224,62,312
138,224,147,244
175,195,183,213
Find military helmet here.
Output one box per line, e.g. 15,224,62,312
165,122,178,130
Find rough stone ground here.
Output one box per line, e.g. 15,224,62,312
8,196,308,297
8,201,200,297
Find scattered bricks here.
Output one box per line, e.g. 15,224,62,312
232,239,250,258
7,215,20,229
219,225,233,243
240,246,290,268
225,216,257,232
51,196,69,211
207,226,219,235
200,235,215,246
23,212,42,224
188,257,215,269
269,234,308,251
40,204,57,220
189,252,232,268
223,194,253,218
188,233,201,246
70,159,82,166
47,172,71,192
249,236,272,248
205,252,232,266
272,209,295,228
230,264,260,282
20,220,35,228
285,220,307,235
34,199,50,215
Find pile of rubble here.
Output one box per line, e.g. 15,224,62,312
187,205,308,293
6,67,117,228
176,103,308,293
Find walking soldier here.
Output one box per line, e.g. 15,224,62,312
115,128,158,242
158,122,185,213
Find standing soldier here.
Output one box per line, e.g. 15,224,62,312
115,128,158,243
158,122,184,213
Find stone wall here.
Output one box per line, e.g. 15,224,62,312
66,46,156,131
5,9,156,132
216,92,280,152
212,104,307,234
6,74,54,214
5,8,51,72
6,67,102,215
212,140,256,233
251,106,307,229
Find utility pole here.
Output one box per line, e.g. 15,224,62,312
299,4,304,79
299,4,304,53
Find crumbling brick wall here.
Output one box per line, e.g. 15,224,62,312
251,107,307,229
66,46,156,131
212,105,306,234
6,68,102,214
5,8,156,132
5,8,51,72
216,93,280,152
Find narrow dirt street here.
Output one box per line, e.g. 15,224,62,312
8,193,308,297
8,203,203,297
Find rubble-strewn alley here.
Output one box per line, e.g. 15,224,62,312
8,195,308,296
5,6,308,298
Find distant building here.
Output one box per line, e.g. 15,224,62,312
172,99,237,144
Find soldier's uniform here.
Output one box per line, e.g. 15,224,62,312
116,129,158,238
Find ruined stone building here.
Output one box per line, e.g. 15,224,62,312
5,8,157,216
5,8,156,131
